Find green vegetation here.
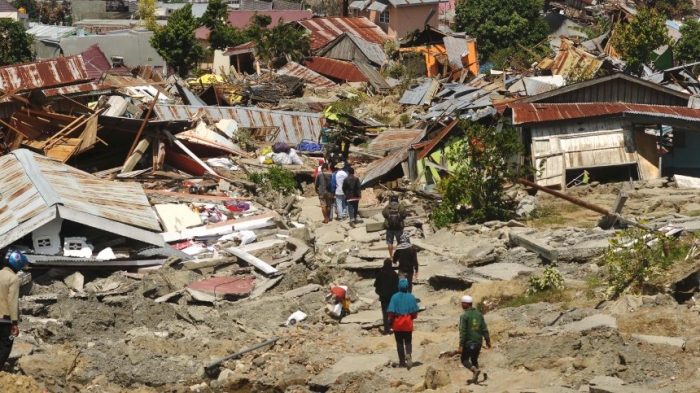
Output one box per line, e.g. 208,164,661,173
527,266,565,295
611,7,671,75
600,227,693,296
137,0,157,31
454,0,549,63
247,165,298,196
675,20,700,68
150,4,204,77
432,121,527,227
0,19,33,66
499,288,571,309
639,0,693,19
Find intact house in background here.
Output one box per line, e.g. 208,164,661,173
348,0,444,39
508,73,700,188
0,0,28,27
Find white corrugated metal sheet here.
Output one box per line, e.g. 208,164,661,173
0,150,161,234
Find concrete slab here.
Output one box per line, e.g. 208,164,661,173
298,197,324,223
317,230,346,244
340,309,382,324
472,263,535,281
631,334,686,348
563,314,617,333
310,354,391,388
283,284,321,298
348,227,377,243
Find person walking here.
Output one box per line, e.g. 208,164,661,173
387,278,419,369
374,259,399,335
392,233,418,293
458,295,491,385
0,251,27,370
342,168,362,227
330,162,348,220
315,163,334,223
382,195,407,258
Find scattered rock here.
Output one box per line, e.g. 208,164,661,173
563,314,617,333
516,196,540,218
424,366,451,389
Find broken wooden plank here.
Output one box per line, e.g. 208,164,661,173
126,91,159,159
226,246,279,276
510,232,559,261
121,138,151,174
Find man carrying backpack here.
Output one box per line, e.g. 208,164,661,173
382,195,407,258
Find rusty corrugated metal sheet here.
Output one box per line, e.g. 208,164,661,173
417,118,459,159
511,103,700,125
367,128,425,155
304,57,367,82
388,0,442,5
277,61,336,88
0,150,161,234
0,55,91,93
297,17,389,51
223,42,256,56
354,60,390,90
153,104,324,144
361,145,409,186
42,82,115,97
187,276,256,297
549,41,602,81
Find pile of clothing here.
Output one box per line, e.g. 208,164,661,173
259,143,303,165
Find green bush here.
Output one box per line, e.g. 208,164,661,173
527,266,564,295
601,227,691,296
247,165,298,196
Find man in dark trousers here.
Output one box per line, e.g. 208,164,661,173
382,195,407,258
392,232,418,293
458,295,491,385
0,251,27,370
314,163,333,223
342,167,362,227
374,259,399,335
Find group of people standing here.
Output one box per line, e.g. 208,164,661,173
314,161,362,227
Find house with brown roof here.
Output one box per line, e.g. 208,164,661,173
0,0,28,28
348,0,443,39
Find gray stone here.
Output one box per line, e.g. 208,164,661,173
631,334,686,348
467,244,494,258
472,263,535,281
516,195,540,218
310,354,391,388
284,284,321,298
348,226,377,243
317,230,346,244
424,366,451,389
563,314,617,332
63,272,84,292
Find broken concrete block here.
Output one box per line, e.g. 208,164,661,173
563,314,617,333
510,232,559,261
63,272,84,293
364,221,384,233
283,283,321,298
631,334,686,349
424,366,451,389
516,195,540,218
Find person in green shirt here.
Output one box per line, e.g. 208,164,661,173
458,295,491,385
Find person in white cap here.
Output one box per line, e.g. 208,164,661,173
458,295,491,385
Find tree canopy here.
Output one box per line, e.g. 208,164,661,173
199,0,228,30
0,19,33,66
137,0,157,31
150,4,204,77
611,7,670,75
454,0,549,63
252,19,310,70
675,20,700,66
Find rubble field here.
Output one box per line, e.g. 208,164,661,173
3,177,700,393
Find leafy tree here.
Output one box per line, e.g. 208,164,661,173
611,7,671,75
253,19,310,70
11,0,40,21
432,121,526,227
150,4,204,77
454,0,549,63
137,0,157,31
39,0,68,25
199,0,229,30
675,20,700,66
0,19,33,66
638,0,692,19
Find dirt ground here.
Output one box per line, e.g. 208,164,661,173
5,178,700,392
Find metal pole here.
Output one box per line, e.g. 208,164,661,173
518,178,654,232
205,337,279,371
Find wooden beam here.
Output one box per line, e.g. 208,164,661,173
126,91,159,159
226,247,279,276
121,138,151,173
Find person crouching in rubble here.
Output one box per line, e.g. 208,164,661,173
387,278,419,369
325,285,351,319
0,251,27,371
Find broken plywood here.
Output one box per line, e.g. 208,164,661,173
154,204,203,232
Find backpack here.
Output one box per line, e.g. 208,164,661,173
387,204,402,230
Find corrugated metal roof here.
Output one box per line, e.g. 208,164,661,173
297,17,389,51
277,61,336,88
354,60,391,90
346,34,387,66
227,10,312,29
417,118,458,159
42,82,114,98
0,0,17,12
349,0,370,9
0,55,91,93
153,104,324,144
0,149,161,235
304,57,368,82
175,83,208,107
511,103,700,125
223,41,256,56
388,0,443,5
361,145,409,186
398,79,440,105
368,0,389,12
27,24,79,41
442,36,468,69
548,40,602,81
367,128,426,154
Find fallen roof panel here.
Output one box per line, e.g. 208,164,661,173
153,104,324,144
297,17,389,51
0,55,91,97
367,128,426,154
361,145,409,186
304,57,367,82
187,276,256,297
511,103,700,125
42,82,115,98
417,118,459,159
277,61,336,88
